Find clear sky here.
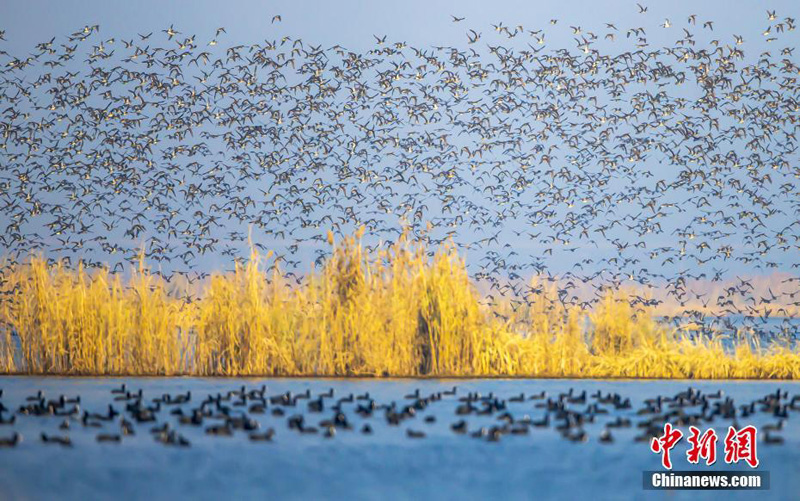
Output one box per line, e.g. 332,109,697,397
1,0,791,55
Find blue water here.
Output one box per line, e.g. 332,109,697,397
0,377,796,500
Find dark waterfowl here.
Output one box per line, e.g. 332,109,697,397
0,432,21,448
0,384,797,455
532,413,549,428
565,429,587,443
404,389,420,400
248,403,267,414
763,431,784,445
470,427,488,439
510,424,529,435
450,420,468,434
487,427,503,442
41,433,72,447
606,417,631,428
121,418,136,435
205,423,233,437
154,430,190,447
26,391,44,402
250,428,275,442
509,393,525,403
763,420,784,432
308,397,324,413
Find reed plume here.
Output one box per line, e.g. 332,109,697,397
1,231,797,378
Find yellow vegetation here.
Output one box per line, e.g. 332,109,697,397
1,231,798,378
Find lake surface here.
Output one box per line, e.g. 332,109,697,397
0,377,796,500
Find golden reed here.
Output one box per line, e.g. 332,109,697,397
1,230,798,378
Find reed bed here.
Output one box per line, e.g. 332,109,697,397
1,231,798,378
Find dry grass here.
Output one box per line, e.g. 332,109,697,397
1,230,798,378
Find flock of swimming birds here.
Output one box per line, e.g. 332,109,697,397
0,383,795,449
0,5,799,333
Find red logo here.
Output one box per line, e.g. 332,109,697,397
686,426,718,466
650,423,683,469
650,424,759,469
723,425,759,468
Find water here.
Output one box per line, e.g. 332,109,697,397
0,377,797,500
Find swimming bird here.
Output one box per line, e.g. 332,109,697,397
41,433,72,447
0,433,21,448
249,428,275,441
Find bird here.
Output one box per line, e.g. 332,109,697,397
41,433,72,446
0,3,796,371
249,428,275,441
0,433,21,448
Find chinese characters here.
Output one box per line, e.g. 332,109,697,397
650,424,758,469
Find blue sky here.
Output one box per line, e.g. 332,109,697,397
1,0,798,290
1,0,788,54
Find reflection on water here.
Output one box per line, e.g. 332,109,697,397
0,377,798,500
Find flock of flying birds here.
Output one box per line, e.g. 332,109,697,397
1,6,799,334
0,383,796,448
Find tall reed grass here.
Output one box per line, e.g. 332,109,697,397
1,230,798,378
